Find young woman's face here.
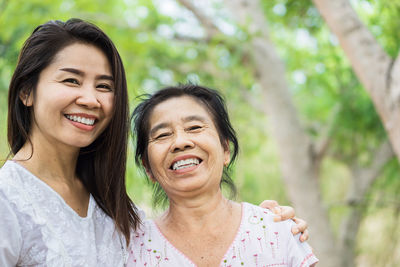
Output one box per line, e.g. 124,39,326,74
146,96,230,199
24,42,115,150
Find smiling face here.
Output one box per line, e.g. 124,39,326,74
24,42,115,150
146,96,230,198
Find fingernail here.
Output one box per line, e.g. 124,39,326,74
292,227,299,234
273,207,281,214
273,215,281,222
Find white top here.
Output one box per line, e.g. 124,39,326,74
128,202,318,267
0,160,129,267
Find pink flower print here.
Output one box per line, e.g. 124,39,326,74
257,237,263,251
246,231,251,243
232,255,237,259
156,256,160,259
144,263,147,266
146,249,152,265
140,243,144,259
135,234,139,238
274,231,279,249
253,254,258,267
164,257,169,261
270,242,276,259
241,238,246,251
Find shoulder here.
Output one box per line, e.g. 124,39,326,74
241,202,277,224
0,161,29,191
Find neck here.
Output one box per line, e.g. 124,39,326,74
13,133,80,184
159,189,239,232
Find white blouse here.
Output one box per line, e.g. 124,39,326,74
0,160,129,267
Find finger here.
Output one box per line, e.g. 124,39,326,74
279,205,295,221
299,229,309,242
291,217,308,234
259,200,279,210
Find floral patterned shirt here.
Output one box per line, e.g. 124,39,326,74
128,202,318,267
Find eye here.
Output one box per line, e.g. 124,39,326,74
187,125,202,132
62,78,80,85
155,132,171,140
97,83,114,92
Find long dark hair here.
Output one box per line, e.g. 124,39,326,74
131,84,239,207
7,18,140,243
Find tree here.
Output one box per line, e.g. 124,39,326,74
312,0,400,162
175,0,395,266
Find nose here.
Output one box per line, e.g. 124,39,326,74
171,130,194,153
75,85,101,109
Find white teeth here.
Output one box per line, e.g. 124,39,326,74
66,115,95,126
172,158,200,170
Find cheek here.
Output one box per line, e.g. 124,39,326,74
101,93,115,117
147,144,167,175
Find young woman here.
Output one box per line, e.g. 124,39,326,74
0,19,308,266
129,84,318,266
0,18,140,266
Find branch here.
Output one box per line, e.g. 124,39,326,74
313,103,342,161
312,0,400,162
176,0,220,40
240,89,265,114
172,33,208,43
347,140,394,204
312,0,390,93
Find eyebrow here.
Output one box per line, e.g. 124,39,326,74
59,68,114,81
149,115,207,136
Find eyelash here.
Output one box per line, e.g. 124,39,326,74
62,79,113,91
62,78,79,85
153,125,203,140
97,84,113,91
155,132,171,139
187,125,202,131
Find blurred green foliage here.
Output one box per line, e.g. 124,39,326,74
1,0,399,265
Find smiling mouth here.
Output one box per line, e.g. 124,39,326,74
171,158,202,170
65,115,96,126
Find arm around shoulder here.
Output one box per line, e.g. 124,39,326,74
284,220,318,267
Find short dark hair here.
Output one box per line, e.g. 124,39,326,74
131,84,239,207
7,18,140,244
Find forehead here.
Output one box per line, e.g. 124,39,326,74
148,96,214,126
48,42,111,74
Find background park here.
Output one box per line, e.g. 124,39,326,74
0,0,399,266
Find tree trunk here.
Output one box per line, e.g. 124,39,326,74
312,0,400,162
223,1,341,265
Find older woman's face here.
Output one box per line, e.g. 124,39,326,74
146,96,230,198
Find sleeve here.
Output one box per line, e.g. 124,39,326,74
0,193,22,266
284,220,318,267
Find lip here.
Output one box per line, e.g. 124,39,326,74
169,154,203,174
64,113,99,131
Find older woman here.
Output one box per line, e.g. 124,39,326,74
129,84,318,266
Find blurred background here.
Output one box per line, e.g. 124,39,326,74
1,0,399,266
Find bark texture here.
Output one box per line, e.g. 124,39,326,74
312,0,400,162
176,0,395,266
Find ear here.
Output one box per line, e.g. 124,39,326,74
19,90,33,107
223,140,231,167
